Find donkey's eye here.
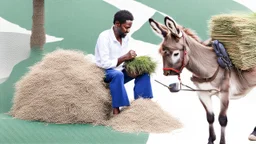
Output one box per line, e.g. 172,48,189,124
164,50,169,55
162,47,168,51
174,52,179,56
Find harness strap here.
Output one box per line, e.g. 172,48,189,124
190,66,220,83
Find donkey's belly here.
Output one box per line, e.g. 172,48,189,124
229,74,254,100
195,82,220,96
229,85,253,99
194,78,252,100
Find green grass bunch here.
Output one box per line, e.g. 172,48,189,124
124,56,157,76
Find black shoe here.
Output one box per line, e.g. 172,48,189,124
248,127,256,141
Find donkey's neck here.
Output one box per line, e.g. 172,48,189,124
185,35,218,78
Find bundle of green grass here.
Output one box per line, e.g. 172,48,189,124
209,13,256,70
124,56,157,77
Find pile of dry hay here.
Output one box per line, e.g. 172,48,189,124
209,13,256,70
124,56,157,77
107,98,182,133
10,49,112,124
10,49,182,133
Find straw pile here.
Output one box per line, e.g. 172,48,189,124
10,49,182,133
209,13,256,70
107,98,182,133
10,49,112,124
124,56,157,77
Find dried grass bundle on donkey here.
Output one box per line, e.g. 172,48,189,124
209,13,256,70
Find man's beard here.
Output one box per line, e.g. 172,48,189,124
117,27,127,38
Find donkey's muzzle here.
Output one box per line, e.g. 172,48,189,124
163,70,179,76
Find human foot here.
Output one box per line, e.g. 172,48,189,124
113,108,120,115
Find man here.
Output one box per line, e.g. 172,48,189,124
249,127,256,141
94,10,153,115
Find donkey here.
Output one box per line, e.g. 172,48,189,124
148,16,256,144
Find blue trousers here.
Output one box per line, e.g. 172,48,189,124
104,68,153,108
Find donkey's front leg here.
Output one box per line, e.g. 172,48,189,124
199,93,216,144
218,71,230,144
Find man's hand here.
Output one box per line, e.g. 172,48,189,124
117,50,137,67
126,50,137,60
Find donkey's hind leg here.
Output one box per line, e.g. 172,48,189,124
218,94,229,144
199,94,216,144
218,71,230,144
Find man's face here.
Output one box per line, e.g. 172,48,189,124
116,20,133,38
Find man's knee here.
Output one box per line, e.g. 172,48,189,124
138,73,149,77
139,73,150,80
105,69,124,83
113,70,124,78
135,73,151,85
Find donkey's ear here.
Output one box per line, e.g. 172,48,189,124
164,16,182,38
148,18,168,37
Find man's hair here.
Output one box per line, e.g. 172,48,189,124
113,10,134,24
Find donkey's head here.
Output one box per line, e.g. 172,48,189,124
149,16,189,76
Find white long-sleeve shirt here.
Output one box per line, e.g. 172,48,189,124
95,26,130,71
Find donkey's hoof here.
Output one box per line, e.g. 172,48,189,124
208,137,215,144
219,140,225,144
